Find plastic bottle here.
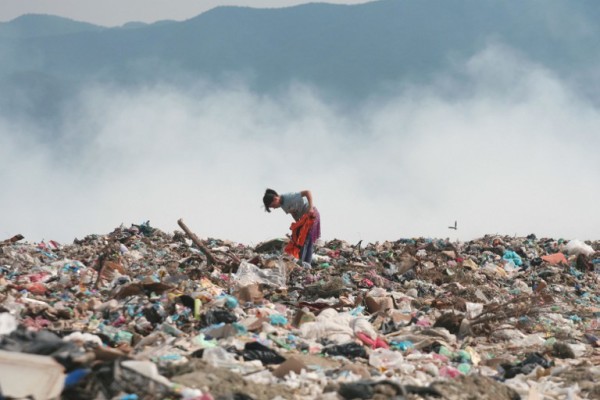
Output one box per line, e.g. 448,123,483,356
194,298,202,320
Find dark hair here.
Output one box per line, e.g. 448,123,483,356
263,188,278,212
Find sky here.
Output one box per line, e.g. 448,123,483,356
1,41,599,245
1,0,374,26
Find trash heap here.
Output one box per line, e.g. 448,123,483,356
1,223,599,400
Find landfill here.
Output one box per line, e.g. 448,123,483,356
1,221,599,400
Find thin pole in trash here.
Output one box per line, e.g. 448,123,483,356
0,234,24,246
177,218,221,266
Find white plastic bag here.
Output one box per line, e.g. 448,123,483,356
234,261,286,288
369,348,414,373
564,240,595,257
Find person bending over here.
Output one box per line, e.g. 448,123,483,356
263,188,321,265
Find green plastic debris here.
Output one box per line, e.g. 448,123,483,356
458,363,471,374
438,346,453,357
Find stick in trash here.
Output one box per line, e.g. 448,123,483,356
177,218,223,266
1,234,24,246
8,234,24,242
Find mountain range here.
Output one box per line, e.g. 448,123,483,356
1,0,599,130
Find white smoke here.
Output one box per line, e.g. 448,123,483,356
1,43,599,245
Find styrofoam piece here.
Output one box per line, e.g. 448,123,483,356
0,313,17,335
0,350,65,400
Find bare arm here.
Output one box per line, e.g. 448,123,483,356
300,190,313,212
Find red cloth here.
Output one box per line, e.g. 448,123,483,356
356,332,389,349
284,213,315,259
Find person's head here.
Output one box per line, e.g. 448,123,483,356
263,188,280,212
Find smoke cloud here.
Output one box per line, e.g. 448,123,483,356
1,43,599,245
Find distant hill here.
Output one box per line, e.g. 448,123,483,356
0,14,104,38
1,0,599,128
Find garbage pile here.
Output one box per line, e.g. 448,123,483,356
1,222,599,400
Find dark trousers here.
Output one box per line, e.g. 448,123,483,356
300,231,313,265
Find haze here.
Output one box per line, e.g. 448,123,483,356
1,42,598,245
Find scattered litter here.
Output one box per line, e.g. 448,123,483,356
0,226,598,399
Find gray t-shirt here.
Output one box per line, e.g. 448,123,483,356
280,192,310,221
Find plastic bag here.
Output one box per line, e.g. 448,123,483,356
242,341,285,365
200,308,237,327
322,342,367,359
564,239,595,257
338,381,373,399
368,348,405,370
500,352,552,379
234,261,286,288
503,250,522,266
202,347,239,368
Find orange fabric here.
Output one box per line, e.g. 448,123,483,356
541,252,568,265
284,213,315,259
